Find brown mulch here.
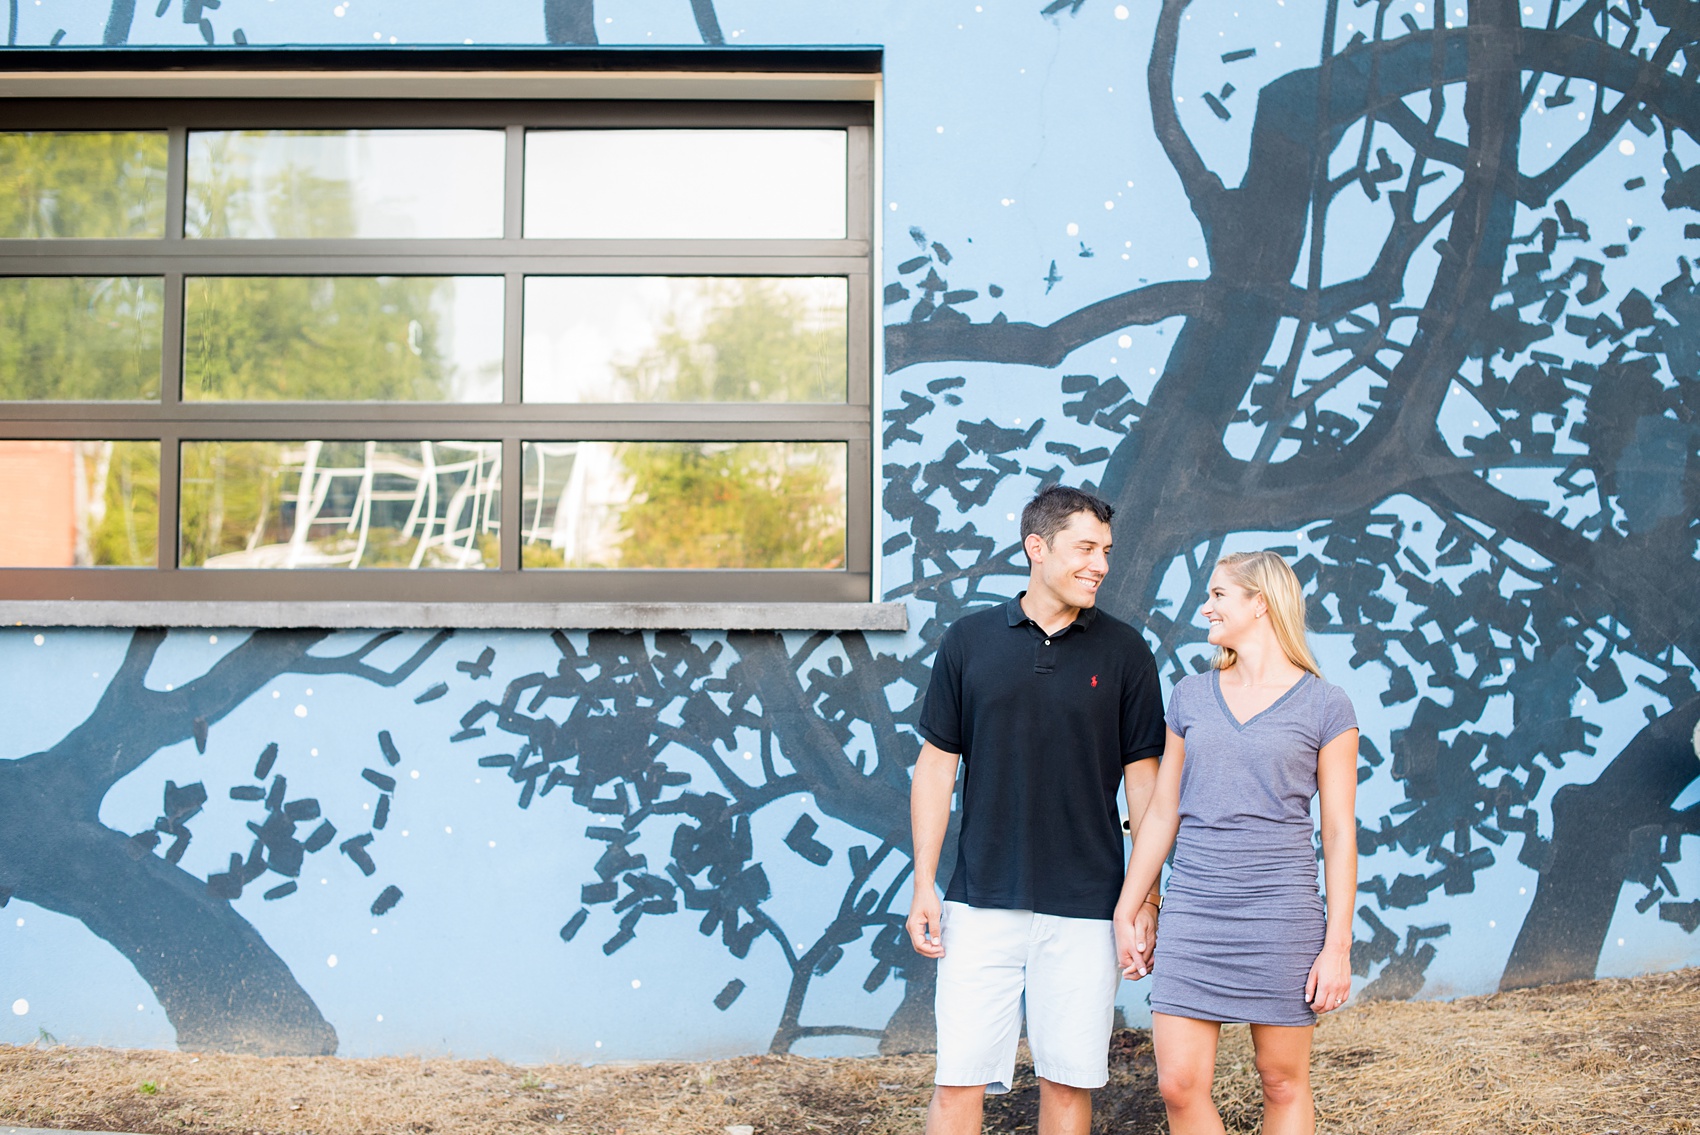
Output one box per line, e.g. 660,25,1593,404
1,968,1695,1135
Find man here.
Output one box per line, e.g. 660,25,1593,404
907,484,1165,1135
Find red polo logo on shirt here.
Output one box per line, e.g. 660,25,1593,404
1091,675,1098,687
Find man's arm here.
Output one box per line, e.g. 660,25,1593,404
907,741,961,958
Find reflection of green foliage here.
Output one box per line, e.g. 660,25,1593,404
179,442,275,566
185,131,361,240
0,277,162,401
605,281,848,569
612,442,844,569
88,442,160,567
0,132,167,239
623,279,847,402
183,276,455,402
521,543,568,568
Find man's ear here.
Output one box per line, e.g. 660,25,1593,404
1023,532,1047,563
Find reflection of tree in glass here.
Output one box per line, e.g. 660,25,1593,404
0,131,166,239
183,133,455,403
0,277,163,401
608,281,847,569
86,441,159,567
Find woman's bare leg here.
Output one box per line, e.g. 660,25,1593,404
1152,1012,1225,1135
1248,1023,1315,1135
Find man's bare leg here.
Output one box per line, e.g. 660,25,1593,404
926,1084,986,1134
1037,1078,1091,1135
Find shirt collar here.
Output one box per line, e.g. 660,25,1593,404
1006,592,1099,630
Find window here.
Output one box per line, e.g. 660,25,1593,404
0,97,874,605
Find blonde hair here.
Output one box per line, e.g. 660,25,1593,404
1212,550,1323,678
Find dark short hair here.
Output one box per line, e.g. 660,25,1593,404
1020,485,1114,553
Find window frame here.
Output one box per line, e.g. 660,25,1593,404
0,92,876,606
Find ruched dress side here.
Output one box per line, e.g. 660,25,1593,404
1150,671,1357,1026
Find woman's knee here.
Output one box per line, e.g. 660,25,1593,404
1156,1064,1212,1111
1253,1057,1309,1107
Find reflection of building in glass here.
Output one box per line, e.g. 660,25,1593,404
0,440,152,567
197,440,500,569
521,441,628,568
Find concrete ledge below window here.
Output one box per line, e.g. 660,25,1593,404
0,600,909,633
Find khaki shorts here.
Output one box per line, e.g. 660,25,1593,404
933,901,1119,1093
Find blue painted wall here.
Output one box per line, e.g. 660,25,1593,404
2,0,1698,1063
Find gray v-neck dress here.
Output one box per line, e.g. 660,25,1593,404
1150,670,1357,1026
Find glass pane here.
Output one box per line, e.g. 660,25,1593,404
0,132,168,239
183,277,503,402
180,441,501,570
520,440,845,569
525,130,847,240
186,130,505,239
0,277,162,401
524,277,847,403
0,440,158,566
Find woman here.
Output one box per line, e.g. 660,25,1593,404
1114,550,1358,1135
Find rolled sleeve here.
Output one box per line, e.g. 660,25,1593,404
918,627,965,754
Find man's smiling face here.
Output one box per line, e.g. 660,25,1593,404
1029,510,1112,610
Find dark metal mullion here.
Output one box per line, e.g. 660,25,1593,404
845,125,873,245
500,437,521,574
4,417,866,441
846,269,872,410
845,436,872,581
156,432,181,570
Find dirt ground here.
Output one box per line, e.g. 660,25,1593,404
2,968,1695,1135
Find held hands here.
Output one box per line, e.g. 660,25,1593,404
1114,903,1157,979
907,888,945,958
1305,942,1352,1013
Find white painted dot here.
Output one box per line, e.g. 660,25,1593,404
743,751,753,761
1520,887,1527,895
1187,257,1199,268
332,4,345,15
445,826,453,834
488,840,496,848
10,999,26,1016
1495,473,1504,480
1415,2,1424,10
1617,938,1625,946
1001,197,1014,206
1006,513,1016,521
294,704,307,717
888,202,899,211
1488,920,1497,928
1066,222,1080,236
936,125,945,134
14,918,22,927
92,672,99,678
1109,357,1118,364
327,954,338,967
1117,334,1133,348
1122,253,1130,260
310,748,319,756
164,683,173,691
1691,717,1700,759
320,878,328,885
401,830,409,837
410,770,420,779
1619,139,1636,156
137,1003,144,1011
32,634,43,646
377,1014,384,1022
631,979,641,989
208,635,218,644
1524,5,1533,12
272,690,281,699
1149,367,1157,375
1013,418,1022,425
463,38,472,44
305,688,313,696
372,31,381,40
1104,200,1115,210
371,928,378,935
1114,3,1129,16
1578,111,1587,121
363,803,371,811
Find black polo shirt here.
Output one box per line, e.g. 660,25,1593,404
917,594,1164,919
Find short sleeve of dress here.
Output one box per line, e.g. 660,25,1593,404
1163,680,1188,738
1318,681,1359,747
917,626,965,754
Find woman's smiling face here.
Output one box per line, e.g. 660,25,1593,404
1201,566,1265,649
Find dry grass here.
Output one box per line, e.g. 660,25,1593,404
1,968,1694,1135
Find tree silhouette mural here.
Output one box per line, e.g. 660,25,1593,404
887,0,1700,993
0,629,448,1055
10,0,1699,1060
